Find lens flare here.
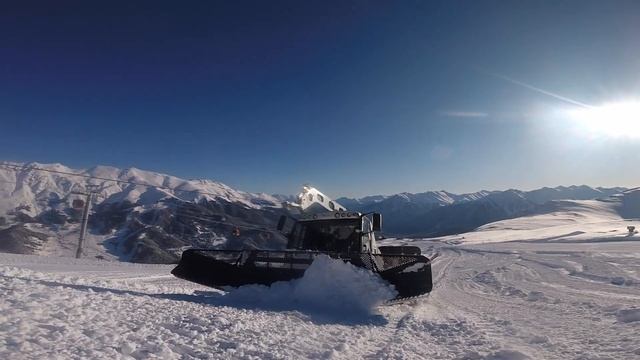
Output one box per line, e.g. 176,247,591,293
567,101,640,138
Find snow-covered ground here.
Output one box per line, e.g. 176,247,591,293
1,196,640,359
2,232,640,359
431,198,636,245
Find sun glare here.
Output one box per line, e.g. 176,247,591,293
567,101,640,138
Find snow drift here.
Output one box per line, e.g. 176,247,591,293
222,255,398,317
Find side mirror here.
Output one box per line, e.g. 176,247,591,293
277,215,287,231
372,213,382,231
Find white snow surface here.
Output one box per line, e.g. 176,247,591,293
434,198,637,245
2,234,640,358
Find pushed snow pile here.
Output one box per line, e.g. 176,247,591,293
223,255,397,316
292,255,398,310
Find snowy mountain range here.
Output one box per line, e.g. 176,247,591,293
0,161,631,262
337,186,627,236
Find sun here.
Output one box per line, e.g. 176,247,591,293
567,101,640,138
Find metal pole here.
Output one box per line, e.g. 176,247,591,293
75,191,93,259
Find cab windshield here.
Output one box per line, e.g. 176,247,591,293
288,218,360,252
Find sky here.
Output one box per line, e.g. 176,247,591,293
1,1,640,197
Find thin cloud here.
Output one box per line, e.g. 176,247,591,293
439,111,489,118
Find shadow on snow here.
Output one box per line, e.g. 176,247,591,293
3,275,389,326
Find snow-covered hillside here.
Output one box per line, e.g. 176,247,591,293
0,162,287,262
2,216,639,359
433,193,638,245
0,162,280,217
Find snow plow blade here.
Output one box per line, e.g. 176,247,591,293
171,248,433,300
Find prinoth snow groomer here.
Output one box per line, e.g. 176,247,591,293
171,186,433,300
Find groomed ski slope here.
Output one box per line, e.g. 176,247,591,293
1,199,640,359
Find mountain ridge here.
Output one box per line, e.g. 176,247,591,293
0,161,631,262
337,185,627,208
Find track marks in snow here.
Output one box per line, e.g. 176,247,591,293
427,245,640,359
1,242,640,359
0,266,345,359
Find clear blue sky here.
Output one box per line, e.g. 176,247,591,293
2,1,640,197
